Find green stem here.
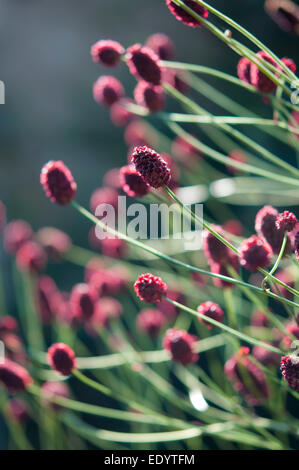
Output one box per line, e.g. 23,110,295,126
262,232,288,292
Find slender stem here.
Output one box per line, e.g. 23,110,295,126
262,232,288,292
164,297,283,354
71,201,299,309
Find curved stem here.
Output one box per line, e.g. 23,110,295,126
262,232,288,292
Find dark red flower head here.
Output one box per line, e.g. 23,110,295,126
251,309,270,328
126,44,163,85
91,40,124,67
165,0,209,28
225,349,269,405
70,283,98,321
134,81,165,113
41,381,70,411
252,344,280,367
255,205,292,254
145,33,175,60
202,225,231,265
120,165,150,198
41,160,77,205
137,308,166,337
250,51,277,94
0,359,33,393
110,99,135,127
210,259,239,289
47,343,77,376
131,146,171,188
89,266,128,296
276,210,298,232
223,219,243,237
281,57,296,73
197,301,224,329
36,227,72,260
16,241,47,273
4,220,33,254
237,57,252,84
239,235,272,272
280,355,299,391
134,273,167,303
163,328,198,365
93,75,124,106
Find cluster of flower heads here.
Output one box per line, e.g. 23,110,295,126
237,50,296,94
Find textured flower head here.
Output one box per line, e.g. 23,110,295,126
93,75,124,106
202,225,231,265
276,210,298,232
237,57,252,84
134,81,165,113
280,355,299,391
134,273,167,303
250,51,277,94
163,328,198,365
0,359,33,393
165,0,208,28
131,146,171,188
47,343,77,376
126,44,163,85
197,301,224,329
145,33,175,60
40,160,77,205
281,57,296,73
239,235,272,272
91,40,124,66
255,205,292,255
120,165,150,198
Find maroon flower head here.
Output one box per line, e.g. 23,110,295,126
276,210,298,232
163,328,198,365
41,381,70,411
16,241,47,273
202,225,231,265
4,220,33,254
101,237,127,259
47,343,77,376
145,33,175,60
91,297,123,330
134,273,167,303
0,359,33,393
239,235,272,272
280,355,299,391
36,227,72,260
250,51,277,94
126,44,163,85
251,309,270,328
131,146,170,188
137,308,166,337
225,348,269,405
223,219,243,237
89,266,128,297
70,283,98,321
37,275,62,324
93,75,124,107
91,40,124,67
120,165,150,198
210,254,239,289
41,160,77,205
237,57,252,84
197,301,224,329
281,57,296,73
283,321,299,348
134,81,165,113
255,205,292,254
252,344,280,367
110,99,135,127
166,0,208,28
